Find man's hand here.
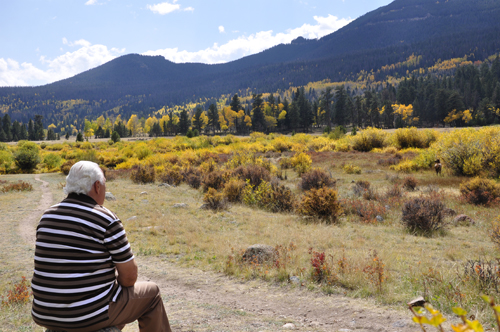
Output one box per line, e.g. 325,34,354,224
115,259,138,287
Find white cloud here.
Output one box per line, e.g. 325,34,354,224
85,0,98,5
184,6,194,11
147,1,180,15
218,26,225,33
0,39,125,87
143,14,352,64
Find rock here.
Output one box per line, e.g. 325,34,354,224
282,323,295,329
140,191,148,195
159,183,174,188
173,203,188,208
392,320,407,328
105,192,116,201
376,215,384,222
385,205,391,210
289,276,300,284
199,203,210,210
142,199,149,203
242,244,277,264
126,216,137,221
453,214,476,226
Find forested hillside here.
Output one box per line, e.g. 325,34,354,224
0,0,500,140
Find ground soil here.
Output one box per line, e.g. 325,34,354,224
19,174,418,332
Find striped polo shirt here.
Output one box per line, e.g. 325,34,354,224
31,193,134,329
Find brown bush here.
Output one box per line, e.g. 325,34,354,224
232,164,271,188
181,166,202,189
460,177,500,206
270,183,295,212
158,167,183,186
297,188,342,223
385,184,403,198
1,180,33,193
202,170,227,192
401,197,446,234
299,168,335,191
105,169,132,181
353,180,376,200
131,165,156,184
223,178,247,202
340,198,386,223
61,160,75,175
203,188,229,211
403,176,418,191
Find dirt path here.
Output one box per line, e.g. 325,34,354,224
19,174,53,247
22,175,416,332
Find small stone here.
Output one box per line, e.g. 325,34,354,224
376,215,384,222
385,205,390,210
159,183,174,188
242,244,277,264
142,199,149,203
126,216,137,221
173,203,188,208
105,192,117,201
289,276,300,284
282,323,295,330
392,320,407,328
140,191,148,195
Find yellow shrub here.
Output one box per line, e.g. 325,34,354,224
350,127,388,152
291,152,312,176
343,164,362,174
390,160,416,173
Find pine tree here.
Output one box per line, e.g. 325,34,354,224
28,119,35,141
178,109,189,135
2,114,13,141
320,87,333,128
251,94,266,133
208,104,219,135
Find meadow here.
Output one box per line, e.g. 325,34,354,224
2,127,500,331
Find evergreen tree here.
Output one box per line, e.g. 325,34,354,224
192,106,204,132
46,128,57,140
251,94,266,132
12,121,21,141
65,132,70,140
208,104,219,135
111,131,120,143
34,115,44,140
76,132,84,142
178,109,190,135
320,87,333,128
20,124,28,140
2,114,13,141
230,94,241,113
334,85,348,126
28,119,35,141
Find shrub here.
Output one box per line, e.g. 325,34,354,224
1,276,31,307
61,160,75,175
297,187,342,223
223,178,247,202
0,150,13,173
401,197,446,234
340,198,386,223
299,168,335,191
278,157,293,170
202,170,227,192
385,183,403,198
14,141,41,172
232,164,271,188
242,180,275,210
203,188,228,211
181,166,203,189
1,180,33,193
43,153,62,170
391,127,427,149
290,152,312,176
343,164,361,174
459,177,500,206
131,165,156,184
353,180,371,196
270,182,295,212
403,176,418,191
350,127,388,152
158,166,183,186
490,217,500,252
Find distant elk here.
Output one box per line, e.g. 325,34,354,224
434,159,442,175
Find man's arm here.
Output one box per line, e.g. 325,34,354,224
115,259,138,287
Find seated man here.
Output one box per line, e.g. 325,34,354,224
31,161,171,332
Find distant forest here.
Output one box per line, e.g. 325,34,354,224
1,53,500,142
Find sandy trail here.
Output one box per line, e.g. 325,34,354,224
22,175,416,332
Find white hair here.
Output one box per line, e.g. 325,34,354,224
64,161,105,196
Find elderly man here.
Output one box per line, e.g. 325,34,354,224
31,161,171,332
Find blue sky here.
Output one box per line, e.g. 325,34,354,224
0,0,393,87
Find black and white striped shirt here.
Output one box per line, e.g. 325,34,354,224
31,193,134,329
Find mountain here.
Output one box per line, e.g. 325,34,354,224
2,0,500,124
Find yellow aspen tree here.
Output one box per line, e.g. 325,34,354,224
144,116,158,134
127,114,142,136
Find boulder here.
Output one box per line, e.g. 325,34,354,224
105,192,116,201
453,214,476,226
242,244,276,264
173,203,188,208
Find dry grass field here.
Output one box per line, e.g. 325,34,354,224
2,128,500,331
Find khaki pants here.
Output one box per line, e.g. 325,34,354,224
41,282,172,332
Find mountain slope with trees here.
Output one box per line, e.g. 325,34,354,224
0,0,500,136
